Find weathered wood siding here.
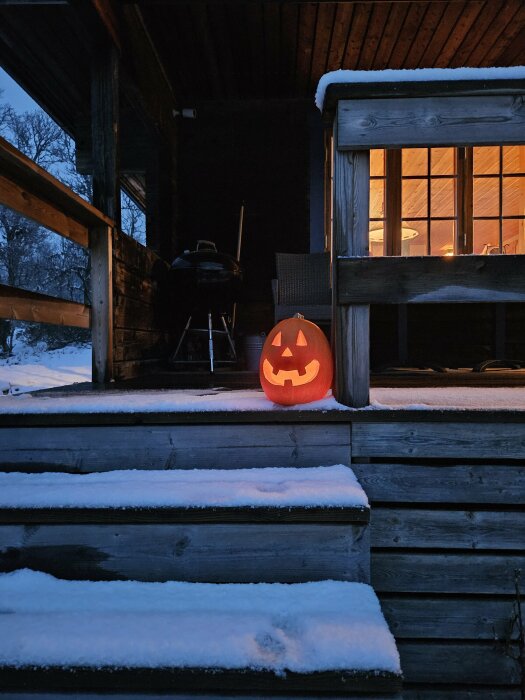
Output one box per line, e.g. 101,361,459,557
351,419,525,696
0,422,351,472
112,230,171,380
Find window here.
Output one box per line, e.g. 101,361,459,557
367,145,525,256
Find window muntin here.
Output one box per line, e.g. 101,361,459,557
367,145,525,256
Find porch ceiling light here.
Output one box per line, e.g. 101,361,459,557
369,226,419,243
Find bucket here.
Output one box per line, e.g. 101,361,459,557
244,333,266,371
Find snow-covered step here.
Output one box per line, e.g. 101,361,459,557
0,466,370,584
0,570,402,695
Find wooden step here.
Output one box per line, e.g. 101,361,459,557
0,571,402,695
0,466,370,584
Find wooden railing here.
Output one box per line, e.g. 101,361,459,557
0,135,114,383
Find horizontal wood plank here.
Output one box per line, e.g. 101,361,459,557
0,423,351,471
398,641,520,685
402,691,519,700
0,284,90,328
0,136,113,231
352,422,525,459
0,505,369,524
0,175,88,247
371,508,525,550
0,667,401,695
381,597,515,640
352,463,525,505
0,522,370,584
337,93,525,149
338,255,525,305
372,552,525,594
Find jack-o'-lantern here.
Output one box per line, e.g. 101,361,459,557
259,314,333,405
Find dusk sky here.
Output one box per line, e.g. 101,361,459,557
0,67,41,113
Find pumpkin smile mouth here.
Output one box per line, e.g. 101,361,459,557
262,358,320,387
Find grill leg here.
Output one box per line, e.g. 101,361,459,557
171,315,192,362
221,313,237,360
208,312,214,373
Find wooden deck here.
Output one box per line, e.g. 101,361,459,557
1,390,524,698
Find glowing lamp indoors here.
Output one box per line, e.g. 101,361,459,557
260,314,333,406
369,226,419,243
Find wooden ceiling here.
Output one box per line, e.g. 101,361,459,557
139,0,525,102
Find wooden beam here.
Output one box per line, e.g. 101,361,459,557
90,225,113,384
91,43,120,225
332,144,370,408
337,255,525,305
337,93,525,150
0,136,113,233
0,175,88,247
0,284,90,328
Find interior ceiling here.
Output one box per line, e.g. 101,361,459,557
139,0,525,102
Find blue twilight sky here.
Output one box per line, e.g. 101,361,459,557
0,67,41,113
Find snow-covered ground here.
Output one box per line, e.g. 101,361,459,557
0,341,91,395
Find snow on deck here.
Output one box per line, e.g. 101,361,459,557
0,570,400,674
1,386,525,413
315,65,525,109
0,465,368,510
0,388,349,413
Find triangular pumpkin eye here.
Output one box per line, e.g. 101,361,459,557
271,331,282,347
296,330,308,346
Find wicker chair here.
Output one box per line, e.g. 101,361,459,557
272,252,332,324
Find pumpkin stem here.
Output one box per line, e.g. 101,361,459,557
293,313,305,319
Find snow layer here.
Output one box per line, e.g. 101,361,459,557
315,65,525,110
371,386,525,410
1,385,525,413
0,465,368,509
0,387,349,413
0,343,91,394
0,570,400,674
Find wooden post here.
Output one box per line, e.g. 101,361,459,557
90,43,119,383
90,225,113,384
332,128,370,407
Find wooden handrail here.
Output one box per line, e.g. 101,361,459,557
337,255,525,305
0,284,90,329
0,136,114,243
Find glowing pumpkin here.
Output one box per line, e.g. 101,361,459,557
259,314,333,405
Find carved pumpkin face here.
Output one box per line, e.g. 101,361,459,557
260,315,333,405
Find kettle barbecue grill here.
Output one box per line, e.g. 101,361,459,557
169,240,243,372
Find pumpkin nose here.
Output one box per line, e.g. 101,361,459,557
281,347,293,357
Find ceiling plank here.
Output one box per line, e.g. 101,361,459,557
357,2,390,70
373,2,409,69
325,3,354,72
464,0,524,67
342,2,372,70
310,2,337,86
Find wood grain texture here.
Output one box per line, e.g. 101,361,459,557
337,94,525,149
0,284,90,328
352,422,525,459
0,423,351,471
337,255,525,305
398,641,520,685
380,597,515,640
90,225,113,384
332,146,370,408
371,508,525,550
0,522,370,584
351,462,525,505
0,136,113,231
0,175,88,246
372,552,525,594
